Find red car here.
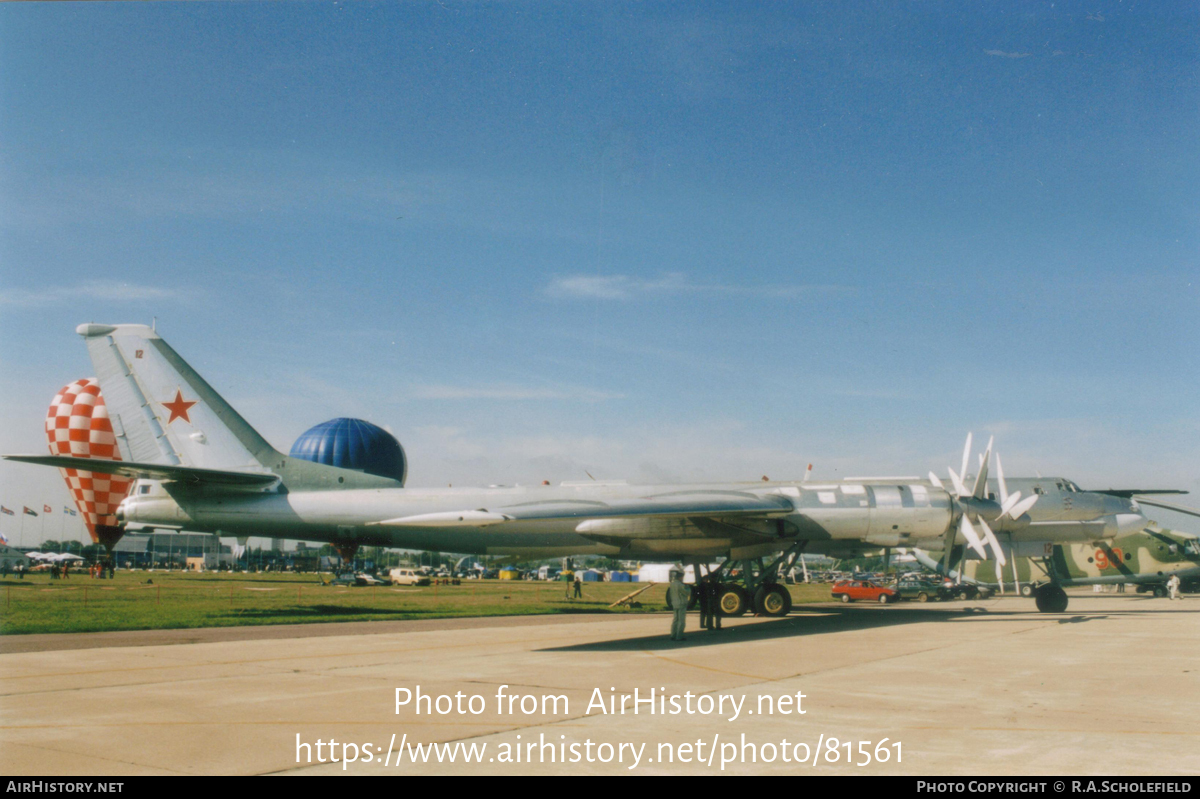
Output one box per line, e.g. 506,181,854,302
831,579,899,604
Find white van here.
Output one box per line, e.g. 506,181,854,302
389,568,431,586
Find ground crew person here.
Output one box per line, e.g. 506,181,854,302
706,577,722,631
697,574,711,630
667,570,691,641
1168,573,1181,600
573,572,583,598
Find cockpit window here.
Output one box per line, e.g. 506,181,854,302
1184,539,1200,557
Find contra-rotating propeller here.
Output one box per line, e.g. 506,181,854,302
927,433,1040,569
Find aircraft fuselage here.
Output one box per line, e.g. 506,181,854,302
117,475,1146,559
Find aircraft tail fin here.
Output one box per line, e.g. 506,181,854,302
76,324,282,472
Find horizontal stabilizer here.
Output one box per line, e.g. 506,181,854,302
3,455,279,487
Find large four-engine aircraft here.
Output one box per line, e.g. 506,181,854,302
5,323,1186,614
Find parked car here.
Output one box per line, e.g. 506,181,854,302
936,578,991,600
389,568,431,586
831,579,899,604
893,578,952,603
331,572,376,587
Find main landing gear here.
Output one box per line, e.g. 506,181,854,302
692,544,803,619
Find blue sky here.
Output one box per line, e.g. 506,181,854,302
1,2,1197,546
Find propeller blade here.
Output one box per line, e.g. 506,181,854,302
999,490,1023,519
1008,494,1039,519
996,454,1009,505
942,516,958,576
972,436,993,499
977,517,1007,567
948,467,968,498
929,471,945,490
960,433,973,485
960,516,988,560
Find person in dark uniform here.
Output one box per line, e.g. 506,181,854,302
705,577,722,630
697,573,711,630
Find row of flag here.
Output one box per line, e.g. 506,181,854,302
0,505,78,517
1,505,79,547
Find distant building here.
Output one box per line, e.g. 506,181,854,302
112,532,232,569
0,545,29,571
636,563,720,584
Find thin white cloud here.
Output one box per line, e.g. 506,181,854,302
412,384,624,402
0,281,183,307
984,50,1032,59
545,272,841,301
548,275,640,300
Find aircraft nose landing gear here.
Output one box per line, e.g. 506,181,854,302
1033,583,1069,613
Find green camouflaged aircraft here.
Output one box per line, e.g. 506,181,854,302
914,523,1200,598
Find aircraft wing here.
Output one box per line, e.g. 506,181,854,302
369,490,796,528
1095,489,1188,498
2,455,279,487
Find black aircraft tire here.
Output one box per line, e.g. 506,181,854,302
718,584,750,617
754,584,792,617
1034,584,1069,613
1153,586,1168,598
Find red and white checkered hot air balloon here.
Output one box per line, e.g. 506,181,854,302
45,379,134,551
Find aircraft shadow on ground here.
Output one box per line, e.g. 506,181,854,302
221,604,453,619
537,603,1200,653
220,604,624,621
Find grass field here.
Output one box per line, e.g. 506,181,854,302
0,571,834,636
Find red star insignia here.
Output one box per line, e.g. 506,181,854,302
162,389,198,424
